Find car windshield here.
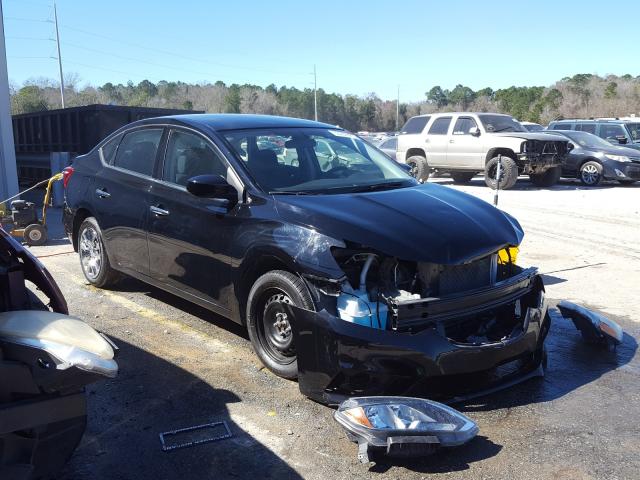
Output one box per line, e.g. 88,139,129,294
222,127,416,194
479,115,527,133
555,130,616,149
625,123,640,142
523,123,544,132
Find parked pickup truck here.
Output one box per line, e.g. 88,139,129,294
396,112,570,189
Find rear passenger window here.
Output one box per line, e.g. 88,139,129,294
163,130,226,186
400,116,430,134
428,117,452,135
552,123,572,130
113,128,163,176
99,133,122,165
452,117,477,135
576,123,596,134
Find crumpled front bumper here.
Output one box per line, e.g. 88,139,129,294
287,277,549,406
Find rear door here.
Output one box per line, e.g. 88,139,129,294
424,116,452,167
147,127,235,310
446,116,483,169
92,127,164,277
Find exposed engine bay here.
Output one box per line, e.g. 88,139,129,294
331,246,533,345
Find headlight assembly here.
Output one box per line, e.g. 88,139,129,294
335,396,479,463
606,154,631,162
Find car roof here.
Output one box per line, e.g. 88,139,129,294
412,112,511,118
133,113,338,132
552,119,625,124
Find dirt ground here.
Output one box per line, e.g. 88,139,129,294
26,177,640,480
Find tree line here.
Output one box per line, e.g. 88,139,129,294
10,73,640,131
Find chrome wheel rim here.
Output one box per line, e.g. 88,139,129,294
79,226,102,280
581,164,600,185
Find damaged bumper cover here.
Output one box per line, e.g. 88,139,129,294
288,271,549,406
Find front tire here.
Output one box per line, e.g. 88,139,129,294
77,217,120,288
579,161,603,186
529,166,561,187
406,155,430,182
246,270,314,379
484,155,518,190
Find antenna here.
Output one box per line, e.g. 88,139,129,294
53,1,65,108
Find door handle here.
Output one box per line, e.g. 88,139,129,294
95,188,110,199
449,139,455,143
150,205,170,216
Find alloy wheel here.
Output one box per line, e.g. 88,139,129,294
581,164,600,185
79,226,103,280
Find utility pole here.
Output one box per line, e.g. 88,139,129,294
313,64,317,121
0,0,19,201
396,85,400,131
53,1,64,108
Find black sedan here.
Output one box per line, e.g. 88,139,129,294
544,129,640,186
63,114,549,404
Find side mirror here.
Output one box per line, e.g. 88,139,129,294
567,142,575,151
616,135,628,144
187,174,237,204
469,126,481,137
398,162,412,173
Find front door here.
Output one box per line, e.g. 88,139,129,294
447,116,484,169
147,128,234,310
92,127,164,277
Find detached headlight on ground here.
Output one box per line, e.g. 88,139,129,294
334,396,479,463
606,154,631,162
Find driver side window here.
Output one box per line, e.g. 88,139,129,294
163,130,226,187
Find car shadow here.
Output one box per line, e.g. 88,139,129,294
59,337,302,479
456,307,638,413
110,275,248,339
367,436,502,474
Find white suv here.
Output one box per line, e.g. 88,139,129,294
396,112,569,189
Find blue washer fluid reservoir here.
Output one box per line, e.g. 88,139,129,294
337,291,388,329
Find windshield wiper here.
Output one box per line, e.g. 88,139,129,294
345,181,408,193
269,190,316,195
491,127,516,133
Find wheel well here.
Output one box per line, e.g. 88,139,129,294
71,208,92,251
237,255,296,324
486,148,516,164
406,148,426,161
579,157,601,169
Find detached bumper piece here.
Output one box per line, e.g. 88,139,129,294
288,272,549,405
557,301,623,347
334,396,478,463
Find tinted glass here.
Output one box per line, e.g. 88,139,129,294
381,138,397,149
625,123,640,141
555,130,615,149
223,128,415,194
452,117,478,135
524,124,544,132
552,123,572,130
599,124,625,140
576,123,596,134
163,130,226,186
400,116,430,134
428,117,452,135
99,133,122,165
478,115,526,132
113,129,162,176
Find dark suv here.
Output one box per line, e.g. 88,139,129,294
63,114,549,404
548,119,640,151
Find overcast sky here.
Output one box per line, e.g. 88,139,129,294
3,0,637,102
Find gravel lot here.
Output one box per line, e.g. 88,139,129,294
27,177,639,480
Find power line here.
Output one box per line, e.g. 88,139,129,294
8,55,54,59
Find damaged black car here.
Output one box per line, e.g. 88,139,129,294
63,114,549,405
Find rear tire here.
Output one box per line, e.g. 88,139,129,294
579,161,603,186
77,217,121,288
484,156,518,190
406,155,430,182
450,172,477,184
24,223,47,246
529,166,561,187
246,270,314,379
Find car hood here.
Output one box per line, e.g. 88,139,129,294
273,183,524,264
493,132,568,141
580,144,640,157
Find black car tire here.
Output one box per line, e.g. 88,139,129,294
579,161,603,186
406,156,430,182
618,179,637,185
529,166,561,188
451,172,477,184
246,270,314,379
24,223,47,246
484,156,518,190
77,217,120,288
